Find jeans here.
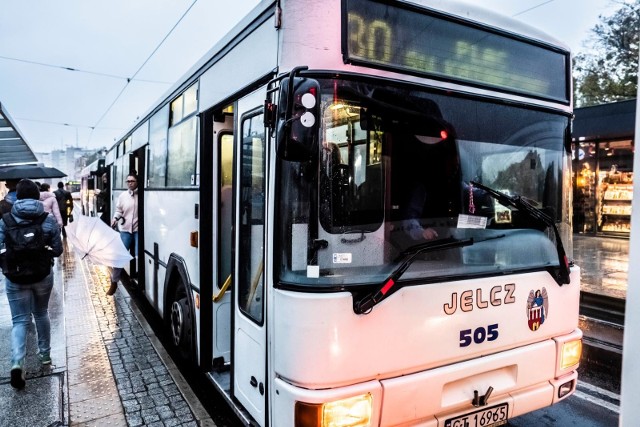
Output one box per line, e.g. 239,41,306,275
111,231,138,284
5,271,54,365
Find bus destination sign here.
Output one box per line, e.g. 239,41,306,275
343,0,569,102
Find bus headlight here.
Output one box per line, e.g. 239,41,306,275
295,393,372,427
560,339,582,370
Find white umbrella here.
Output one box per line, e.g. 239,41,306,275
65,210,133,268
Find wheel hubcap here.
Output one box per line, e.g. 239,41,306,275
170,300,184,347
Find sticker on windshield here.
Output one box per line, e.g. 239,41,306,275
307,265,320,278
527,288,548,331
457,214,487,229
495,205,512,224
333,253,352,264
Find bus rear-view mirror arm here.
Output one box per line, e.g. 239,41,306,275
274,67,321,162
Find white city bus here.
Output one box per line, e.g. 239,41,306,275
79,158,105,217
101,0,582,425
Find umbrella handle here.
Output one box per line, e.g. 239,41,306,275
112,216,125,230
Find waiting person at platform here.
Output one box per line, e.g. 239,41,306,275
39,183,63,228
95,173,110,225
108,173,138,296
0,179,63,389
54,181,73,237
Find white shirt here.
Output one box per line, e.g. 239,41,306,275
113,189,138,233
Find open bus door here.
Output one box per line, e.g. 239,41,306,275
198,103,234,373
128,149,145,287
233,90,268,425
212,129,234,365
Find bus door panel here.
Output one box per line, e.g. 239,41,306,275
233,89,267,426
212,123,234,364
143,190,166,313
132,147,145,287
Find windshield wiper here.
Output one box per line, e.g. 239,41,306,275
354,237,474,314
354,234,506,314
470,181,571,286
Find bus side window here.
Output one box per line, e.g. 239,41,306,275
218,133,234,290
238,113,265,323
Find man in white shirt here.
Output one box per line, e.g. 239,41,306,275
107,174,138,296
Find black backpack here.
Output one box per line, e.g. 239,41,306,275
0,199,12,215
1,212,52,284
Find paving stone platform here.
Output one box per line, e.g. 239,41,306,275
1,240,213,426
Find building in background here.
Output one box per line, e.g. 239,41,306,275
36,146,107,182
573,100,636,238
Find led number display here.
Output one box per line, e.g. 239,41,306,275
343,0,569,102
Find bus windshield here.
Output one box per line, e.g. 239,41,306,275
276,77,571,287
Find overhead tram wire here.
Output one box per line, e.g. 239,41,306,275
88,0,199,146
14,116,124,132
511,0,555,17
0,54,172,84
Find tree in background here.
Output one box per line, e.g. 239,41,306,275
573,0,639,107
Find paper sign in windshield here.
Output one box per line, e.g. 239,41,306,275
457,214,487,229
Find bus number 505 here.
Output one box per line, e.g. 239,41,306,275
459,324,499,347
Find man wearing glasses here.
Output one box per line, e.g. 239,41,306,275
108,174,138,296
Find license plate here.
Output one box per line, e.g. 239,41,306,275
444,403,508,427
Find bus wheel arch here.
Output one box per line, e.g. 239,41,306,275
164,255,196,363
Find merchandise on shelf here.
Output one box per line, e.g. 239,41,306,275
597,170,633,235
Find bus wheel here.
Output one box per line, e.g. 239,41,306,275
169,283,193,362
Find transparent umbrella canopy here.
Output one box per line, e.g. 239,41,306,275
66,211,132,268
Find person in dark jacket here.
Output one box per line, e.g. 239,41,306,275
95,173,110,225
0,179,63,389
0,179,19,215
53,181,73,237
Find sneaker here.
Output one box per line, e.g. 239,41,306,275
10,361,25,389
39,352,52,365
106,282,118,296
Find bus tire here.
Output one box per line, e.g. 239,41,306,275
168,280,194,363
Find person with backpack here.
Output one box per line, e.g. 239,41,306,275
53,181,73,237
0,179,63,389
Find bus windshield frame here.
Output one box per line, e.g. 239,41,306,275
275,76,572,289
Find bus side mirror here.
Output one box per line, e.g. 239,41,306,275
277,77,320,162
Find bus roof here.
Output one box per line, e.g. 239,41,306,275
413,0,569,52
107,0,569,157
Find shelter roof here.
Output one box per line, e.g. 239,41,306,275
0,101,38,166
573,99,636,141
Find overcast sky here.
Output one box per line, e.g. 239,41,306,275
0,0,624,154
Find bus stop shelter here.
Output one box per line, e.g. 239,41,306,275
0,101,38,166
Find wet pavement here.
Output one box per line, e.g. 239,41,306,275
573,234,629,300
0,241,213,426
572,234,628,395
